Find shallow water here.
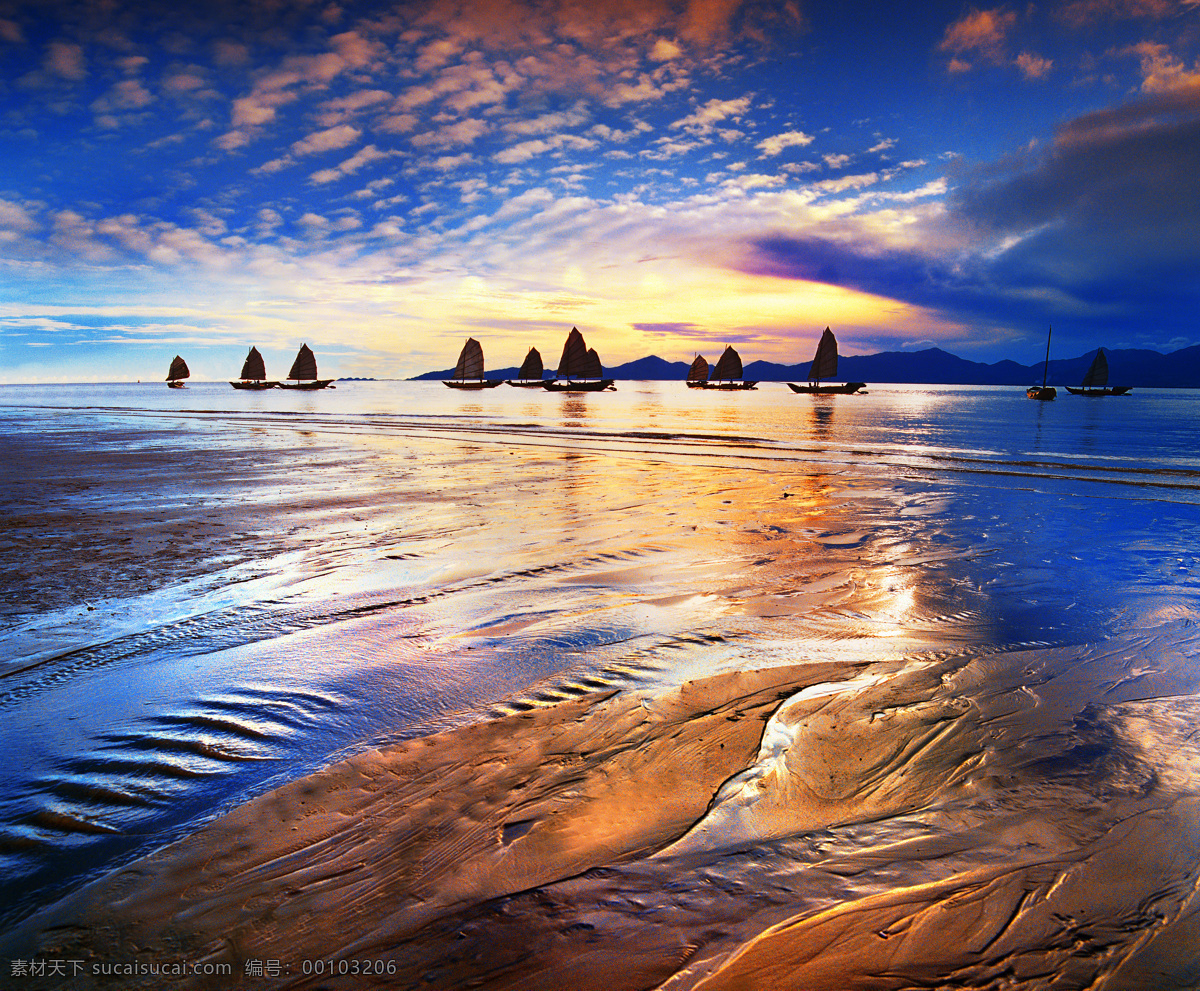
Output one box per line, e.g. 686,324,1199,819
1,380,1198,985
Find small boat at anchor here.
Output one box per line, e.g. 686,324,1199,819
506,347,546,388
685,354,709,388
700,346,757,390
166,355,189,388
444,337,503,389
787,327,866,394
230,346,277,390
1027,325,1057,400
277,343,334,390
543,327,615,392
1065,349,1130,396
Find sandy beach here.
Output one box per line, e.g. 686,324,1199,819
2,383,1199,988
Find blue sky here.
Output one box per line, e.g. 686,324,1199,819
1,0,1199,382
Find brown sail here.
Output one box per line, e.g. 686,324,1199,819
686,354,709,387
517,347,543,380
710,345,743,382
1081,348,1108,388
240,347,266,380
166,355,189,382
557,327,589,378
809,327,838,383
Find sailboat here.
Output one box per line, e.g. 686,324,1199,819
1026,326,1056,400
506,347,545,387
701,345,757,390
1065,348,1130,396
444,337,503,389
787,327,866,394
166,355,189,388
543,327,615,391
229,346,276,390
685,353,709,388
277,343,334,390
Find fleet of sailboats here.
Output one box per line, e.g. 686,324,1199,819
507,347,545,388
1065,348,1130,396
444,337,503,389
543,327,615,391
166,355,189,388
787,327,866,394
230,346,276,390
700,345,757,390
278,343,334,390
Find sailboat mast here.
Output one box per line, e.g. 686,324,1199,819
1042,325,1052,388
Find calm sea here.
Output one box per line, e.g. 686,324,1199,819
1,380,1198,944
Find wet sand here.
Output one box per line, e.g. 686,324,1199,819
2,384,1200,988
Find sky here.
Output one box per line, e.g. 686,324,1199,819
1,0,1199,383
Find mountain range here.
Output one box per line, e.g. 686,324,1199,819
414,344,1200,388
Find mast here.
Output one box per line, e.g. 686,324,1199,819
1042,325,1052,389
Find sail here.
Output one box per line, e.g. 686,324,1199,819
557,327,588,378
239,346,266,380
582,348,603,379
687,354,709,383
167,355,189,381
517,347,543,380
288,343,318,381
1081,348,1108,388
711,345,743,381
810,327,838,382
453,338,485,380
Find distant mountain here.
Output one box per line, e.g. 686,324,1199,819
413,345,1200,387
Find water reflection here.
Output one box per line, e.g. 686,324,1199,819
559,396,588,428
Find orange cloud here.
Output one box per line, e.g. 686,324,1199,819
939,7,1016,64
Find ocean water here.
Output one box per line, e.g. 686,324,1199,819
1,380,1198,985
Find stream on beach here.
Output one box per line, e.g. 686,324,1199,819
0,380,1198,988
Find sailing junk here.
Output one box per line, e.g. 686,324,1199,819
686,354,709,388
701,345,757,390
787,327,866,394
277,343,334,390
230,346,276,390
1065,348,1131,396
444,337,503,389
1027,325,1056,400
543,327,615,391
166,355,189,388
507,347,545,387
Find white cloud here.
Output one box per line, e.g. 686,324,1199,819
291,124,362,156
756,130,814,156
309,144,395,184
671,96,752,134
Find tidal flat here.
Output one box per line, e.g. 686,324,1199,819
1,381,1198,989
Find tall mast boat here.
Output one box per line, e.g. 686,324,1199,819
685,354,709,388
1027,326,1057,400
700,345,757,390
166,355,189,388
230,346,277,390
507,347,545,387
444,337,503,389
1065,348,1130,396
277,343,334,390
543,327,615,392
787,327,866,394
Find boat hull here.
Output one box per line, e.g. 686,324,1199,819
542,379,616,392
167,381,185,389
444,380,504,389
1064,386,1131,396
787,382,866,394
699,381,758,390
1026,386,1057,400
685,381,707,389
506,380,547,388
230,381,277,390
278,380,334,390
